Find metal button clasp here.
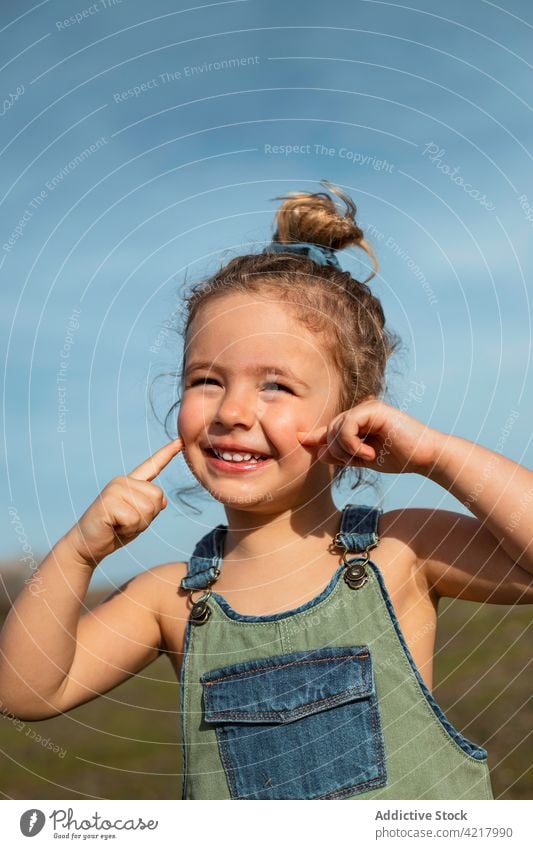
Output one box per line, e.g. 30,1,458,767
343,557,369,590
186,567,221,625
189,589,212,624
334,534,379,591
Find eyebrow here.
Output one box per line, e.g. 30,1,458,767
184,360,310,388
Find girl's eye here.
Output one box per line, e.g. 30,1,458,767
190,377,220,387
188,378,292,392
262,382,291,393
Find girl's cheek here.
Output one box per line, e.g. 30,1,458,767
266,411,310,452
177,396,202,440
263,407,295,433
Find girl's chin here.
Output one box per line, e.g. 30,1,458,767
200,475,273,502
218,495,274,509
185,466,272,500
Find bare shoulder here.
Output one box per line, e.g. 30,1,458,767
376,508,424,568
375,508,435,601
145,562,191,666
378,506,533,604
98,561,188,617
144,560,190,599
377,507,421,544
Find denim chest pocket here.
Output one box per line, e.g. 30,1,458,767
201,645,387,800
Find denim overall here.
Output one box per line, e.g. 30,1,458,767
179,504,493,800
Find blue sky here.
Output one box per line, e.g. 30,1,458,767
1,0,532,589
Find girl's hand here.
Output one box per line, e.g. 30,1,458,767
297,397,440,476
65,438,184,567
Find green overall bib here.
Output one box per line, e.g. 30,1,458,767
179,504,493,800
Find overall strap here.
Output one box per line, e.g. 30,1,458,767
335,503,382,554
180,524,226,591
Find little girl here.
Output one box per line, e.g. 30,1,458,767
1,182,532,801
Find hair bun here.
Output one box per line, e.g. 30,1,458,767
271,179,378,281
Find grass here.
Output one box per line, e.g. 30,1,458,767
0,585,531,799
433,598,532,800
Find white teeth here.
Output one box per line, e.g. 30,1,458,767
212,448,268,462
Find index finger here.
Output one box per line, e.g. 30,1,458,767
297,427,328,445
128,437,184,481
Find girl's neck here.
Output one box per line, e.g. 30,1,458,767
222,496,343,566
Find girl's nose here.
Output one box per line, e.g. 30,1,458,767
214,388,257,429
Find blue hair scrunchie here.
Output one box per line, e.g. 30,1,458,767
263,240,341,270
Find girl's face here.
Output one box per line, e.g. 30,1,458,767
177,293,343,512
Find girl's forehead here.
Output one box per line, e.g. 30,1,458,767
185,294,336,377
187,293,317,346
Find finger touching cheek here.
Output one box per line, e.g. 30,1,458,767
317,446,338,465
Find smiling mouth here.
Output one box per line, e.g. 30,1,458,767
202,447,272,466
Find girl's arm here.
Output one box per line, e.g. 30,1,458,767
406,432,533,602
0,438,184,721
0,531,164,721
425,433,533,570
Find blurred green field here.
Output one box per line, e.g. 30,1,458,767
432,598,532,800
0,580,531,799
